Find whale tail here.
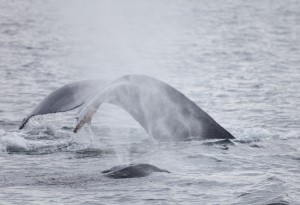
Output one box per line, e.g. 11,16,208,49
73,81,140,133
20,75,234,140
19,80,105,129
73,75,234,140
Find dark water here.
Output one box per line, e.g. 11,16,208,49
0,0,299,204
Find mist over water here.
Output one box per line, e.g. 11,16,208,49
0,0,300,204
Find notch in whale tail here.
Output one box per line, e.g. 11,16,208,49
19,80,105,130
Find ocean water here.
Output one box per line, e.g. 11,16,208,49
0,0,300,204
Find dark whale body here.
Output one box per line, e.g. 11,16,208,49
20,75,234,140
102,164,170,179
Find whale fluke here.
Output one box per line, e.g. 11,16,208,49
75,75,234,140
19,80,104,129
102,164,170,179
20,75,234,140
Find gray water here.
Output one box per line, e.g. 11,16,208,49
0,0,300,204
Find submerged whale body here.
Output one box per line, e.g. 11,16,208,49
102,164,170,179
20,75,234,140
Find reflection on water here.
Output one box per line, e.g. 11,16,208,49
0,0,299,204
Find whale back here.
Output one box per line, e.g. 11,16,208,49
102,164,170,179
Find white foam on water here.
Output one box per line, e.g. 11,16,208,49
0,129,28,153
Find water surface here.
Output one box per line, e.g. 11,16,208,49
0,0,299,204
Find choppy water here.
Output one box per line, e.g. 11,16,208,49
0,0,300,204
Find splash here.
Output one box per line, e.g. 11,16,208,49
0,129,28,154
